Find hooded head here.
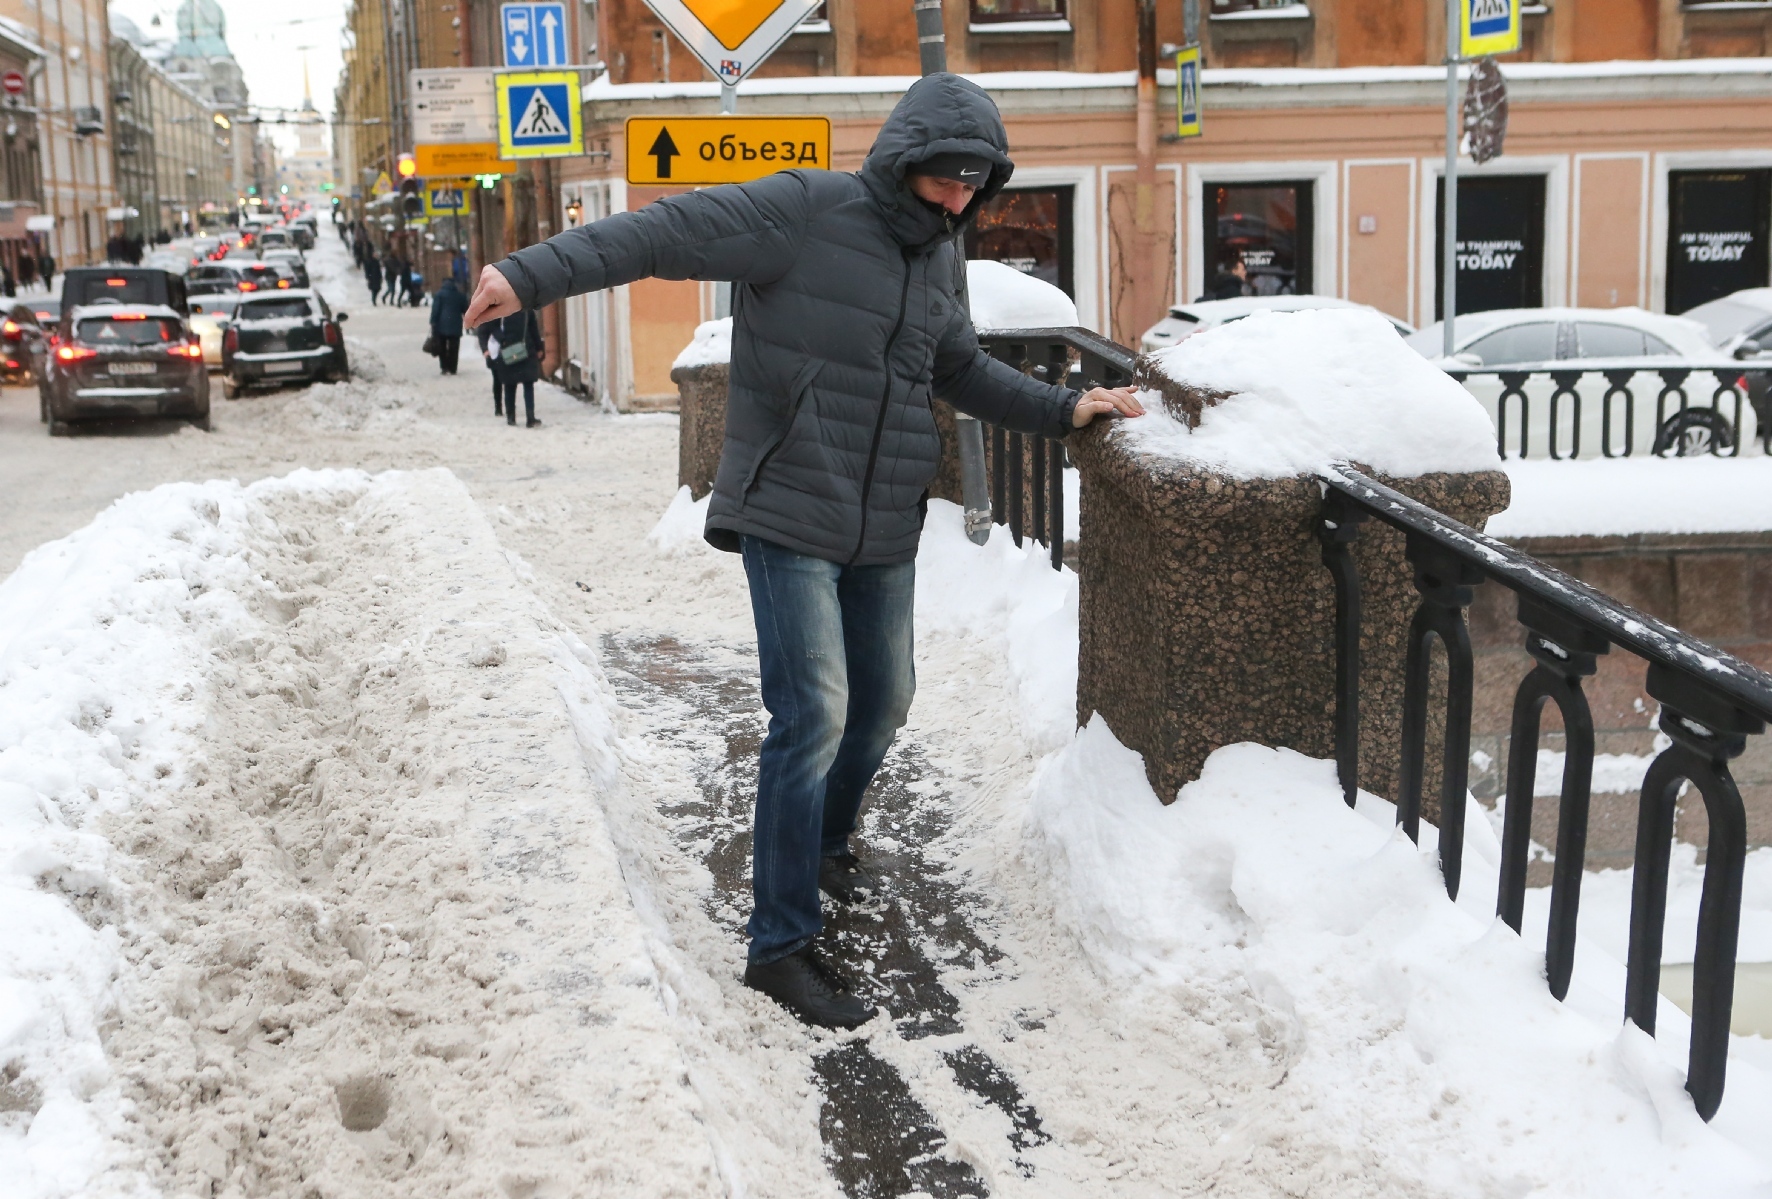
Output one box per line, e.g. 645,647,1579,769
861,73,1014,251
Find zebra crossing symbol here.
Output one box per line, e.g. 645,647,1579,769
495,71,583,158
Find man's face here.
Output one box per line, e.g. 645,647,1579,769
908,174,980,216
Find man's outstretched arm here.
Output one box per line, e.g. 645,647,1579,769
465,173,812,327
932,313,1142,435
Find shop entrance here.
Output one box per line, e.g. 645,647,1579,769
1200,181,1313,299
964,186,1075,298
1665,169,1771,315
1435,174,1546,318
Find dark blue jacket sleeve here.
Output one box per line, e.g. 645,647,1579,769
493,170,813,309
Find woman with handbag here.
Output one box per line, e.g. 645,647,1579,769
490,309,544,427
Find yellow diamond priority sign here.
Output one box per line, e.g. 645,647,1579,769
641,0,823,86
626,116,830,186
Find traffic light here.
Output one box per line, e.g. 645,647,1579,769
397,153,417,179
398,177,423,219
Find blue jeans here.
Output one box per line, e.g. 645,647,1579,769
741,535,916,964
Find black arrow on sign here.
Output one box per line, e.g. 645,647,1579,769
648,127,680,179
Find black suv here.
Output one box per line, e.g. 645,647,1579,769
221,291,350,397
42,304,210,434
59,267,188,325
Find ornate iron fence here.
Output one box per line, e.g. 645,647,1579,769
1319,466,1772,1122
1446,362,1772,459
974,327,1135,568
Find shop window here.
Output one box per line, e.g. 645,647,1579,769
1211,0,1310,14
1201,181,1313,300
1665,169,1770,316
964,186,1074,297
1435,174,1545,318
970,0,1067,23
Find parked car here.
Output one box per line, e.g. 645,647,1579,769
1405,307,1735,456
1,303,49,384
260,248,310,288
58,266,189,325
288,222,316,250
220,290,350,398
256,227,293,253
187,293,244,368
1140,294,1414,353
41,304,209,435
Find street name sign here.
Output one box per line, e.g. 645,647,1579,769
624,115,830,185
415,143,510,177
411,69,498,144
1174,44,1201,139
501,2,569,67
424,180,473,217
495,70,583,159
640,0,823,86
1459,0,1521,58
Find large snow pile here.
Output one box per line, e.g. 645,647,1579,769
1130,307,1500,479
1490,457,1772,538
966,259,1078,329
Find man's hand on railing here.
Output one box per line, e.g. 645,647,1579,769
464,265,522,328
1074,386,1145,427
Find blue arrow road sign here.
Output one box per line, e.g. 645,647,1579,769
501,3,567,67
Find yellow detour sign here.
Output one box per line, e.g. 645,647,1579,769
625,115,830,186
425,179,473,217
371,171,394,196
642,0,823,86
496,70,583,159
415,143,508,177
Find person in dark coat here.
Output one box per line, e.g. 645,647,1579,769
381,252,403,305
464,72,1141,1030
488,309,543,426
473,320,503,415
429,277,468,374
1203,255,1250,301
363,253,382,306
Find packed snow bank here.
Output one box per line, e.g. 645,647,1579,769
966,259,1079,329
1489,457,1772,537
1132,307,1500,479
1025,721,1772,1195
647,484,712,554
0,469,754,1197
672,317,732,370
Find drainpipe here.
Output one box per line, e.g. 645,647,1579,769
1133,0,1159,342
915,0,993,545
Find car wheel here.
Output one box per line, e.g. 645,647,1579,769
48,418,71,437
221,374,241,400
1653,408,1735,457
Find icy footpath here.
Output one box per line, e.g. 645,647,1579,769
0,469,730,1197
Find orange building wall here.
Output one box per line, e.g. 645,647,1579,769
1573,155,1647,308
1345,162,1415,325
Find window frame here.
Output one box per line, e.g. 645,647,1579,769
968,0,1068,25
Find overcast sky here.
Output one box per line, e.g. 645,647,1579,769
110,0,349,151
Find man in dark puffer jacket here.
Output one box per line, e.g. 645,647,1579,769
465,73,1142,1028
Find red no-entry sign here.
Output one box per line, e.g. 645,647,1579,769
2,71,25,96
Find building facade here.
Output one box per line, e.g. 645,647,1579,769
0,16,43,281
542,0,1772,407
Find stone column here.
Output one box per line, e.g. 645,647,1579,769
671,361,728,500
1069,369,1511,812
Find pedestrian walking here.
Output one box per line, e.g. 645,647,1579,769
381,253,402,306
429,276,468,374
464,73,1141,1029
407,266,427,308
451,249,469,290
37,252,53,290
485,309,543,427
17,254,35,291
363,254,383,306
474,320,504,415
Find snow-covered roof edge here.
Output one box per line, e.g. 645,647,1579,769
0,15,46,59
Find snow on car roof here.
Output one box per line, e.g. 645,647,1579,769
1406,306,1716,358
1171,294,1378,322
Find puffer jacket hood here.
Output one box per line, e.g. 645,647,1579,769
860,73,1015,250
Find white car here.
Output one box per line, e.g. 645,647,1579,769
1681,288,1772,359
1140,294,1414,353
1405,307,1745,457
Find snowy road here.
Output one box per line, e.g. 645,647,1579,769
5,228,1772,1198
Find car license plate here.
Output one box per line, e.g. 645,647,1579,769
264,360,307,374
109,362,156,376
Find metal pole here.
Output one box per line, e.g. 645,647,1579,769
914,0,946,74
720,84,736,114
1443,0,1459,357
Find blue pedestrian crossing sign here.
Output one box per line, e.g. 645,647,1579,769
501,2,568,67
424,180,472,217
496,70,583,159
1459,0,1521,57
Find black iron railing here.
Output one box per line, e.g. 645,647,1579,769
975,327,1135,568
1319,467,1772,1121
1446,362,1771,459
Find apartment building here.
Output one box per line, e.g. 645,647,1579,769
535,0,1772,409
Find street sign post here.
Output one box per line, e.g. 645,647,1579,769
501,2,569,67
424,179,472,217
624,116,829,186
411,69,498,144
639,0,823,89
495,71,583,159
1459,0,1522,58
415,143,509,177
1174,44,1202,139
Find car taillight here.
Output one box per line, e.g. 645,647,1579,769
324,322,339,346
169,342,204,359
238,282,257,291
223,327,238,353
4,359,18,369
55,345,98,362
277,279,291,288
2,319,19,339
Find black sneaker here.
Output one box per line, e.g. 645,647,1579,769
526,418,542,428
744,946,877,1029
819,852,878,903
